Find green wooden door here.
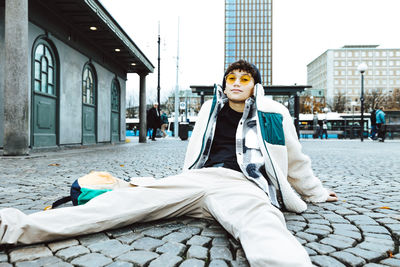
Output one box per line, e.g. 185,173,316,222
111,79,120,143
32,43,57,147
82,66,97,144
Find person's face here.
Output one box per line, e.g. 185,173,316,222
224,70,255,103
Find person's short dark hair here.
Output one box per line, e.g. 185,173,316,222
222,59,262,89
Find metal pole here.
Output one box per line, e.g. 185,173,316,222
157,22,161,114
174,17,180,137
360,72,365,142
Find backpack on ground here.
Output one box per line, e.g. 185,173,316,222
45,171,133,210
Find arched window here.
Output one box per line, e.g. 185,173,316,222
82,65,96,105
33,42,56,95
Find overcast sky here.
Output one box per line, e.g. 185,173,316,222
99,0,400,105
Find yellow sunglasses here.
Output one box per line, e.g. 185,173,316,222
225,73,252,85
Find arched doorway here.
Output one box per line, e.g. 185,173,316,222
82,63,97,144
111,78,120,143
31,38,58,147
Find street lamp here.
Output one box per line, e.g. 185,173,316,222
357,62,368,142
351,101,357,139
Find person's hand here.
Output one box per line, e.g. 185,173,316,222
326,191,338,202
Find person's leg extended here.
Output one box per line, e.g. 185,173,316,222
204,168,312,267
0,171,208,245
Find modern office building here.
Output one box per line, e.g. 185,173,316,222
224,0,272,85
307,45,400,111
0,0,153,155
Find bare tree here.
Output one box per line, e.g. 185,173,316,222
386,88,400,110
364,89,386,111
329,92,347,113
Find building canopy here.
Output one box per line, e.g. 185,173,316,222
17,0,154,75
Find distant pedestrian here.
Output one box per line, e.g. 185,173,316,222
320,121,328,139
376,106,386,142
160,111,169,138
314,123,321,139
147,103,161,141
369,109,377,140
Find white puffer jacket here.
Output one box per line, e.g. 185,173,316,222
183,84,329,213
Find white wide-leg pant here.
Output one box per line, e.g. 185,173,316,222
0,167,311,267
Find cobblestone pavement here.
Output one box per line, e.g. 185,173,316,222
0,138,400,267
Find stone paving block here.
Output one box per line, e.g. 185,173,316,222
363,264,388,267
380,258,400,266
305,227,331,237
345,215,378,225
186,235,212,247
377,217,399,224
148,253,182,267
295,236,306,245
162,232,192,243
229,260,250,267
78,233,110,246
105,227,133,238
0,263,12,267
307,223,332,232
284,214,306,221
55,245,90,261
141,227,174,238
201,228,227,238
295,232,318,242
187,245,208,260
331,223,359,232
9,245,53,263
209,259,229,267
14,256,63,267
156,242,186,256
306,242,336,255
212,237,230,247
321,213,349,223
178,226,202,236
106,262,133,267
115,232,143,245
386,224,400,238
210,246,233,261
70,253,113,267
307,219,330,225
320,237,355,249
47,238,79,252
179,258,205,267
357,241,394,254
333,229,362,241
186,220,210,229
305,247,317,256
0,253,7,262
302,213,322,220
286,221,307,228
334,208,357,216
330,251,366,267
364,236,395,246
310,255,346,267
88,240,131,259
131,237,165,251
287,224,304,233
116,251,159,266
359,225,390,234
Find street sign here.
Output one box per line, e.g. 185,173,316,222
179,102,186,110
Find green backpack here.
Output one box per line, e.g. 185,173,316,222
45,171,132,210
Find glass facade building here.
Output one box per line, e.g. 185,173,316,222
225,0,273,85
